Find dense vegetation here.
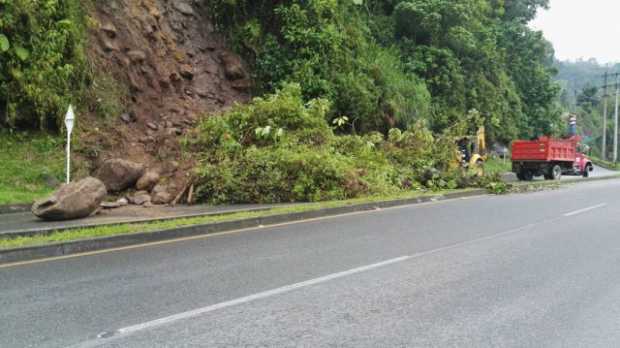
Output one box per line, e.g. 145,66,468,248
0,0,89,131
209,0,560,143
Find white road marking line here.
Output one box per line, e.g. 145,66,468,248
77,220,544,348
119,256,411,334
564,203,607,217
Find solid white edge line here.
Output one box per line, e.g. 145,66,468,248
563,203,607,217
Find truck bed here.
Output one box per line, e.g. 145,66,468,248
512,136,578,162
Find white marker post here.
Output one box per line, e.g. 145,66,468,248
65,105,75,184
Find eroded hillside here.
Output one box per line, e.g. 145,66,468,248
81,0,251,197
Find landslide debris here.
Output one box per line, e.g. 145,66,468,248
79,0,251,201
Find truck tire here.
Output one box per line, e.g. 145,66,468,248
551,165,562,180
583,164,592,178
521,170,534,181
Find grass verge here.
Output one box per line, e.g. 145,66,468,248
591,157,620,171
0,132,64,205
0,189,471,250
483,157,511,176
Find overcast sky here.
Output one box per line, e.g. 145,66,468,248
530,0,620,63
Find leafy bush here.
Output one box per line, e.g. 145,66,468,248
189,84,462,204
0,0,88,130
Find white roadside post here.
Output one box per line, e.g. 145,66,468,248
65,105,75,184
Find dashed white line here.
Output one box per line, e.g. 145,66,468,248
564,203,607,217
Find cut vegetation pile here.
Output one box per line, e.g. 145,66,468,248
188,84,496,204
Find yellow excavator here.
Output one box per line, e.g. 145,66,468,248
456,126,487,168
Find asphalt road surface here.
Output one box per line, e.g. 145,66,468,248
3,179,620,347
526,164,616,181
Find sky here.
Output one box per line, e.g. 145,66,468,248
530,0,620,63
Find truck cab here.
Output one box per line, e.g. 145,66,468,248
574,145,594,178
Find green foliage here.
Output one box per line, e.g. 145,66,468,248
207,0,559,145
189,84,461,203
208,0,432,132
0,0,88,131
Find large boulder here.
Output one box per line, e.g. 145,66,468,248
128,191,152,206
136,170,160,191
97,159,145,192
219,52,246,80
32,177,107,221
151,184,172,205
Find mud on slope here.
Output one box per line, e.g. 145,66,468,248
80,0,251,199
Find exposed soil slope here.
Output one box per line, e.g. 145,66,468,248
81,0,251,197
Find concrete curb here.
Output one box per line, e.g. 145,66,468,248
0,189,487,265
2,206,278,239
0,204,31,215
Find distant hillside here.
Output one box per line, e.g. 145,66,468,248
555,59,620,157
555,59,620,108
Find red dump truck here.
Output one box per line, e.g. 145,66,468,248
511,136,593,181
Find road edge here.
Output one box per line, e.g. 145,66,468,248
0,189,486,265
0,204,31,215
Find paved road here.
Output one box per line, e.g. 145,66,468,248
3,179,620,347
527,164,616,181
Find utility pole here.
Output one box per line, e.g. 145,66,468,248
615,78,620,162
603,72,608,160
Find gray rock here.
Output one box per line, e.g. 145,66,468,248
101,35,119,52
152,185,172,205
179,64,194,79
500,172,518,183
219,52,246,80
97,159,145,192
101,23,118,37
101,201,122,209
129,191,152,206
117,197,129,207
120,112,135,123
136,171,160,191
147,122,159,131
174,2,194,16
127,50,147,63
166,127,183,136
32,177,107,221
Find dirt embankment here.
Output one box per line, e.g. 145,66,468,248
80,0,251,199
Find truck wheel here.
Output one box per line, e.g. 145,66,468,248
522,170,534,181
551,165,562,180
583,165,592,178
